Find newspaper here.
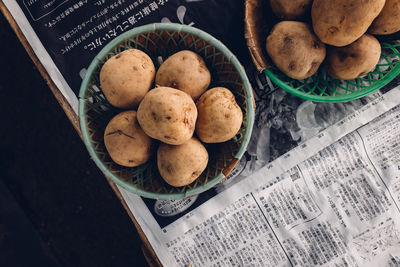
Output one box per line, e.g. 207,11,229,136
120,87,400,266
4,1,400,266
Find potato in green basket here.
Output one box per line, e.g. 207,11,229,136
326,34,381,80
155,50,211,100
369,0,400,35
157,137,208,187
104,110,153,167
196,87,243,143
137,87,197,145
312,0,385,46
266,21,326,80
100,49,155,109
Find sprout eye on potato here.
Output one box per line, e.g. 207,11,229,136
100,49,155,109
266,21,326,80
156,50,211,100
137,87,197,145
104,110,153,167
157,137,209,187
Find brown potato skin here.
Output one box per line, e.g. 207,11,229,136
137,87,197,145
100,49,155,109
155,50,211,100
266,21,326,80
104,111,153,167
157,137,208,187
312,0,385,47
369,0,400,35
270,0,313,20
196,87,243,143
326,34,381,80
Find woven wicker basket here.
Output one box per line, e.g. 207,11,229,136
245,0,400,102
79,23,254,200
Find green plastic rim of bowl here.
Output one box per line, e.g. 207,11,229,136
79,23,255,200
264,41,400,102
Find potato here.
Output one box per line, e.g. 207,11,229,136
325,34,381,80
155,50,211,100
312,0,385,47
369,0,400,35
270,0,313,20
196,87,243,143
266,21,326,80
104,110,153,167
137,87,197,145
157,137,208,187
100,49,155,109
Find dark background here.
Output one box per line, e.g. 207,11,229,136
0,13,148,267
0,1,249,265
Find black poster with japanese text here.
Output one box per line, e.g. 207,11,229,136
18,0,249,94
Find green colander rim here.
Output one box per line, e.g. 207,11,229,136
264,41,400,102
79,23,254,199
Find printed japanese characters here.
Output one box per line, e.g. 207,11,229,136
163,101,400,267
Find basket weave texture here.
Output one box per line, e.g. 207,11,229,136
79,23,254,200
244,0,400,102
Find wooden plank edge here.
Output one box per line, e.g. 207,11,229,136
107,179,163,267
0,2,162,266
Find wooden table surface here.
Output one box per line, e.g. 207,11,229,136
0,2,161,266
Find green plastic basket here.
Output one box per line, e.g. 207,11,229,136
265,41,400,102
79,23,255,200
244,0,400,102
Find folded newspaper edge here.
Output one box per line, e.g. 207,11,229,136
5,1,400,266
120,89,400,266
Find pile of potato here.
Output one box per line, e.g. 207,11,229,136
100,49,243,187
266,0,400,80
